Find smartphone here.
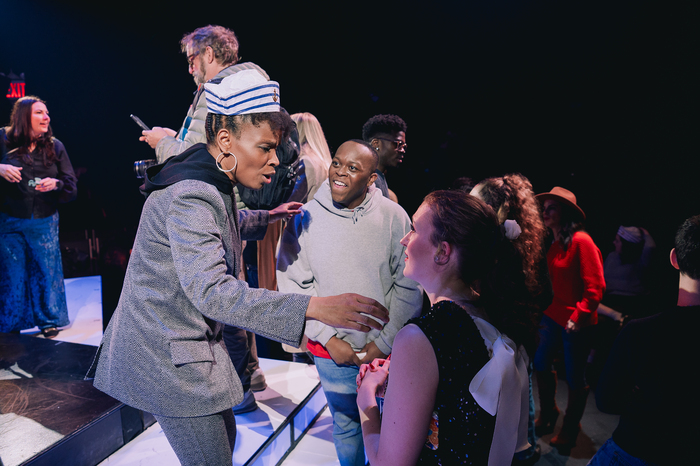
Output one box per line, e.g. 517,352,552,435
130,114,150,131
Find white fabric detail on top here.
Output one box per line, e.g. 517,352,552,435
469,315,530,466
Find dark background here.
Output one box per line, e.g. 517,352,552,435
1,0,697,305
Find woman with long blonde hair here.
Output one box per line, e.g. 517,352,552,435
290,112,332,202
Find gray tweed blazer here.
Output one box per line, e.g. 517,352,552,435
87,179,309,417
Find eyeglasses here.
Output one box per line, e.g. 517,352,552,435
375,137,407,152
187,51,201,69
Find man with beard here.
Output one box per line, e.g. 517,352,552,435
140,24,271,414
277,139,423,466
140,25,268,163
361,114,407,203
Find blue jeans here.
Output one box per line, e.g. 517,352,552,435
534,314,593,390
314,356,366,466
0,212,69,332
587,438,654,466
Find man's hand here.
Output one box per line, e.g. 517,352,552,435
269,202,303,223
359,341,388,365
326,336,362,367
0,164,22,183
140,127,176,149
307,294,389,332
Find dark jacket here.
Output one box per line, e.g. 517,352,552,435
0,131,77,218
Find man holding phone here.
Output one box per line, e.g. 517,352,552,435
140,25,268,164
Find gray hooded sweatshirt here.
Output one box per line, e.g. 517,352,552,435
276,180,423,355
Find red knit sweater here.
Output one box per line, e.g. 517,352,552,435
545,231,606,328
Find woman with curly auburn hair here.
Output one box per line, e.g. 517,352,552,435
0,96,77,338
470,173,552,465
470,173,550,308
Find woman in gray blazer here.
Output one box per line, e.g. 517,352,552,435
87,71,388,466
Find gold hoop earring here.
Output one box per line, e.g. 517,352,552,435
216,151,238,173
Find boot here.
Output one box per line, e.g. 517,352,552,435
534,370,560,436
550,386,590,448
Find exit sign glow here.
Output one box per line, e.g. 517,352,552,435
6,82,26,99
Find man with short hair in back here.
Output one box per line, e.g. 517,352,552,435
140,24,268,163
361,114,407,203
277,139,423,466
590,214,700,466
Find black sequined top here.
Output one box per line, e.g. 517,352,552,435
409,300,495,465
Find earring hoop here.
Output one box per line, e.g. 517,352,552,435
216,151,238,173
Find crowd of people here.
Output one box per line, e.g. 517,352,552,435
1,23,696,466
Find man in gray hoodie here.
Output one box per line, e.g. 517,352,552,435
277,139,423,466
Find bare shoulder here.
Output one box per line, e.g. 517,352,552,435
394,323,429,347
392,324,435,368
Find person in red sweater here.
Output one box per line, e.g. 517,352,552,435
533,187,605,450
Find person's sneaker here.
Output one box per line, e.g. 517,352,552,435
250,368,267,392
232,390,258,414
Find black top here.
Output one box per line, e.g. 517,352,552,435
0,134,77,219
409,300,495,465
595,305,700,465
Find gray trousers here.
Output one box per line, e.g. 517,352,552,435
154,409,236,466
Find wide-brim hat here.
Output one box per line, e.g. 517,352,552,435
536,186,586,220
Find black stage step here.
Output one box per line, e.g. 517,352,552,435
0,333,154,466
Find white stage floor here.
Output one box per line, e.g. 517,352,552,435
51,276,341,466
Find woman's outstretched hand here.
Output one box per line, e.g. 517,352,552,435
269,202,303,223
307,294,389,332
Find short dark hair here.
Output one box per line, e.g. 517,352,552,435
181,25,239,67
675,215,700,279
343,139,379,172
205,112,293,145
361,114,407,142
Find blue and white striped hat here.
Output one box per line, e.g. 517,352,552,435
204,69,280,115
